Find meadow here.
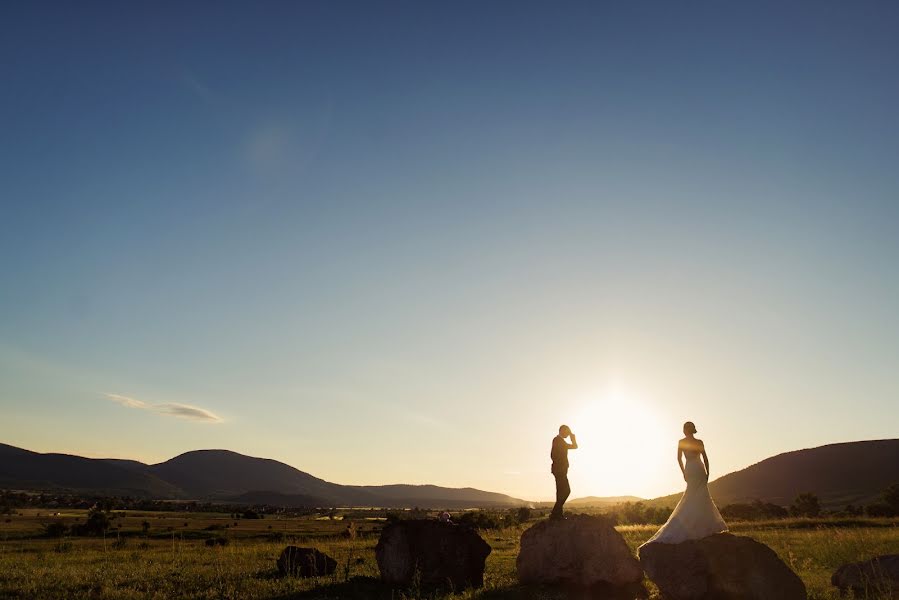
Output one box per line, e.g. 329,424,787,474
1,509,897,599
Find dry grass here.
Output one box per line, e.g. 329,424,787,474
1,511,897,599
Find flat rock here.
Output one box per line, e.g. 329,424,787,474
516,514,643,589
832,554,899,598
277,546,337,577
375,519,491,589
639,532,806,600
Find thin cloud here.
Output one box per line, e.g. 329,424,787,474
104,393,222,423
155,403,221,422
105,393,148,410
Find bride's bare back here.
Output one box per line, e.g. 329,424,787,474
679,437,704,459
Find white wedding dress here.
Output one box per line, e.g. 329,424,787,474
641,450,727,546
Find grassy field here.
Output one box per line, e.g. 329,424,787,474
1,509,897,599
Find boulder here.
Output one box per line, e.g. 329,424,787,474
832,554,899,598
516,514,643,590
375,519,491,589
277,546,337,577
639,533,806,600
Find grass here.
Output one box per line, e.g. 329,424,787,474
1,510,897,599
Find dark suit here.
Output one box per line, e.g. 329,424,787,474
550,435,571,518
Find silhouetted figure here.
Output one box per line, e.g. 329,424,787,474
640,421,727,545
550,424,578,519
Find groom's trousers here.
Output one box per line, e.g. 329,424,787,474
552,470,570,517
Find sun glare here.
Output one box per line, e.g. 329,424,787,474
566,387,671,499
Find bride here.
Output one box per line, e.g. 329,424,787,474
641,421,727,545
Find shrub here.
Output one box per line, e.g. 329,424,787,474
790,493,821,518
884,483,899,512
457,511,504,530
204,536,228,547
71,508,112,536
865,503,895,517
44,522,68,538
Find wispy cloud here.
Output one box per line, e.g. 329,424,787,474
104,393,222,423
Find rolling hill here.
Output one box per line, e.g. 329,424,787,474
0,443,184,499
648,439,899,509
0,444,526,508
5,439,896,510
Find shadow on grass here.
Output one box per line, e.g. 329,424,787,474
267,576,648,600
265,576,396,599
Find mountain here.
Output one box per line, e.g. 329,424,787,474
351,484,527,508
148,450,374,504
649,439,899,509
0,443,526,508
0,443,184,499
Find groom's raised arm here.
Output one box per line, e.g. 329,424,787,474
566,433,578,450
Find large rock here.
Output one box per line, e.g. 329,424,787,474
639,533,806,600
375,519,491,589
516,514,643,589
832,554,899,598
277,546,337,577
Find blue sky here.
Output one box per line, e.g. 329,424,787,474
2,2,898,500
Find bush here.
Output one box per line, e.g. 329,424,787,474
790,493,821,518
457,511,504,530
865,503,895,517
73,508,112,536
883,483,899,513
204,536,228,547
44,522,68,538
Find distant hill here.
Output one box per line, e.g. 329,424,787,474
0,443,526,508
351,484,527,508
148,450,370,504
648,439,899,509
0,443,184,499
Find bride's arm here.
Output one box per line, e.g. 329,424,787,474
678,445,686,481
701,444,710,481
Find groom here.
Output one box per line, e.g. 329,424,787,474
550,424,578,519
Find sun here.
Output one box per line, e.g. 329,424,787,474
565,387,672,499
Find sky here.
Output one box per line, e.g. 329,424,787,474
1,1,898,501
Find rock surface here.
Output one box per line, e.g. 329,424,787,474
832,554,899,598
516,514,643,589
277,546,337,577
375,519,491,589
639,532,806,600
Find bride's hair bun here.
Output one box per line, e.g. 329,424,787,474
683,421,697,434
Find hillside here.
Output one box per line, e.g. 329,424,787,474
148,450,371,504
0,444,184,499
0,444,525,508
352,484,525,508
649,439,899,509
